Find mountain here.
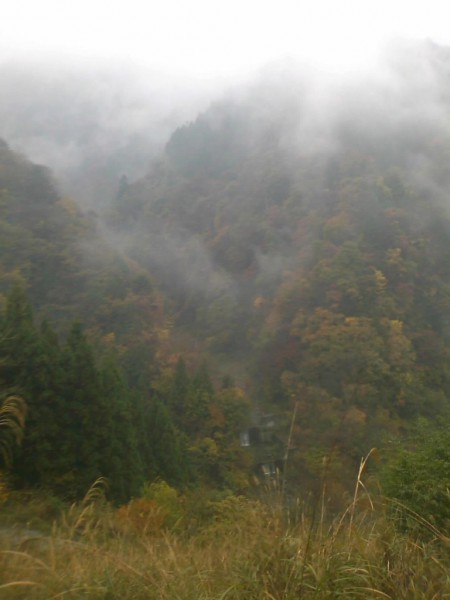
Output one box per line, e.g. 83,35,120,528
108,41,450,489
0,140,252,497
0,138,172,363
0,59,212,208
1,41,450,496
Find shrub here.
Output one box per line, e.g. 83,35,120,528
141,480,184,528
381,419,450,531
114,497,166,536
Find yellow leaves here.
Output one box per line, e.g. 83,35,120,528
101,332,116,346
58,196,80,216
156,326,171,342
373,269,387,294
190,437,220,465
385,247,410,276
380,318,415,369
201,437,219,458
232,386,246,401
343,316,366,327
154,315,174,346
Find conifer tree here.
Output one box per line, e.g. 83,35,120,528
99,354,143,500
16,320,67,486
146,397,188,486
168,357,190,428
185,362,213,435
60,322,105,496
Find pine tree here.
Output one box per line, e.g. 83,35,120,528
168,357,190,428
99,355,143,501
145,396,190,486
60,322,105,496
184,362,213,435
16,320,67,486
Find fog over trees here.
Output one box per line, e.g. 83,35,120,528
0,57,216,208
0,39,450,507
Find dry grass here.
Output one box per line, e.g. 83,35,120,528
0,482,449,600
0,395,26,468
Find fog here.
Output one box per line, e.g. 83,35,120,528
2,34,450,339
1,33,449,211
0,57,219,207
119,39,450,315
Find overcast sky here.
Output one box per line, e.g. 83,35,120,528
2,0,450,80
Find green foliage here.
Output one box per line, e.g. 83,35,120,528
0,286,190,502
152,360,252,490
141,480,184,527
144,397,189,487
3,51,450,503
381,419,450,530
103,81,450,501
98,355,143,500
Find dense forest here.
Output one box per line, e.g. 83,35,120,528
1,40,450,511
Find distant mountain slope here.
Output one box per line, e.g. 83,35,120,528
0,60,211,208
1,42,450,492
109,41,450,484
0,142,254,498
0,139,170,378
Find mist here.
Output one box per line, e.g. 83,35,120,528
2,38,450,346
0,56,220,208
104,39,450,340
2,38,449,210
2,4,450,525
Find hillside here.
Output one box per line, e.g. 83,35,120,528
0,138,172,360
0,59,211,208
0,41,449,499
0,140,253,498
108,41,450,490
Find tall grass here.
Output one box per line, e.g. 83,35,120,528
0,395,26,468
1,478,449,599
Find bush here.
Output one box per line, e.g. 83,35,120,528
141,480,184,528
381,419,450,531
114,497,166,536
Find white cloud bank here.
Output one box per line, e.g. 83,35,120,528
2,0,450,80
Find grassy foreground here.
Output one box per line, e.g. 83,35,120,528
0,480,449,599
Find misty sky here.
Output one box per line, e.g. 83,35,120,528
2,0,450,79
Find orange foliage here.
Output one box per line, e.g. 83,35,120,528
114,498,167,536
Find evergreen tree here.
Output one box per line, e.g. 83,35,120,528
145,397,189,486
99,355,143,501
60,322,105,496
185,362,213,435
15,320,67,486
0,286,194,500
168,357,190,428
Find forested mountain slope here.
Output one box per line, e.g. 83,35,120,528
0,60,210,208
0,138,173,365
0,141,183,499
109,41,450,488
0,141,252,498
1,41,450,498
